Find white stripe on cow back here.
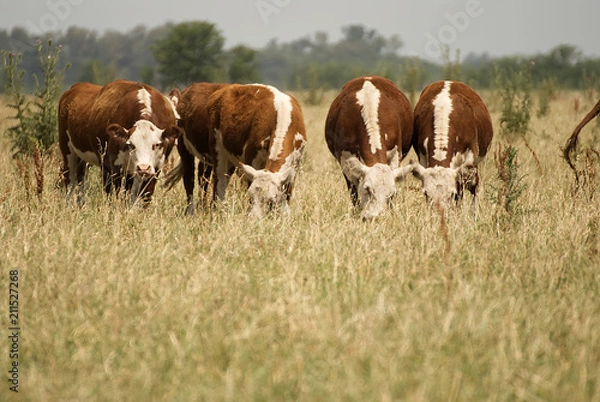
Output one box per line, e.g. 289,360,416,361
137,88,153,118
262,85,293,161
432,81,453,162
355,79,382,154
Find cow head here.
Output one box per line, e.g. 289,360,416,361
410,160,477,208
238,149,302,218
341,152,412,220
107,120,181,202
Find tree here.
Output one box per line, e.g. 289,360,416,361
227,45,260,83
78,59,116,85
152,21,225,88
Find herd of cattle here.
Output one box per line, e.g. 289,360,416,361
58,75,495,219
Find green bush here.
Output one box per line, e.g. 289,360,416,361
536,76,558,117
1,39,69,158
494,63,532,137
441,46,461,82
399,57,424,107
492,142,528,229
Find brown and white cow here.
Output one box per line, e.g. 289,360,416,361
207,83,307,218
58,79,182,205
164,83,228,215
325,76,414,220
410,80,493,209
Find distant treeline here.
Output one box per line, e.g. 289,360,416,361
2,22,600,92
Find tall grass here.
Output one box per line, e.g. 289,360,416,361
1,91,600,401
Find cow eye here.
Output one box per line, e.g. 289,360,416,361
125,142,135,152
152,142,163,151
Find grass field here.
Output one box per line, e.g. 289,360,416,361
1,88,600,401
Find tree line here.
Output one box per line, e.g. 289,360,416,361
2,21,600,93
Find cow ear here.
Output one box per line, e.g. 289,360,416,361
168,88,180,107
393,164,414,182
239,163,258,183
106,124,129,143
278,162,295,185
458,163,477,186
410,160,427,182
162,126,182,145
341,154,367,184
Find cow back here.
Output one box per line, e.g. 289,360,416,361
413,80,492,168
209,84,306,173
325,76,413,167
91,80,178,133
178,83,229,156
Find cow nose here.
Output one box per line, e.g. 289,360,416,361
136,164,153,177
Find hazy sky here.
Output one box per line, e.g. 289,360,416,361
2,0,598,61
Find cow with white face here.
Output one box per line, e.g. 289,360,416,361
325,76,414,220
207,84,306,218
411,80,493,210
58,80,181,206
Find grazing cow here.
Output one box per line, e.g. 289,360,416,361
410,80,493,209
164,83,228,215
207,83,306,218
58,79,182,205
325,76,414,220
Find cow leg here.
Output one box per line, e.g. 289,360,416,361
285,181,295,203
113,170,125,197
74,160,87,206
102,166,113,195
468,172,480,220
121,173,134,202
344,176,359,208
213,156,232,202
198,159,213,208
101,163,125,198
179,144,196,216
64,151,86,206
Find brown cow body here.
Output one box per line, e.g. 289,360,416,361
165,83,228,215
411,80,493,208
208,83,307,217
58,80,181,205
325,76,414,219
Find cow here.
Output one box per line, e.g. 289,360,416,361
410,80,493,210
325,76,414,220
164,83,228,215
207,83,306,218
58,79,182,206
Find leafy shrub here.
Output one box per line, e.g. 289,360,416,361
494,63,532,138
536,76,558,117
441,46,461,82
399,57,424,107
492,143,528,228
1,39,69,158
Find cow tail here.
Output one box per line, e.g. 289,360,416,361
162,161,184,190
564,98,600,169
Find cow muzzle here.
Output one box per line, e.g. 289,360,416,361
136,164,155,178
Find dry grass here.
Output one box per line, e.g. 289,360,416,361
1,90,600,401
